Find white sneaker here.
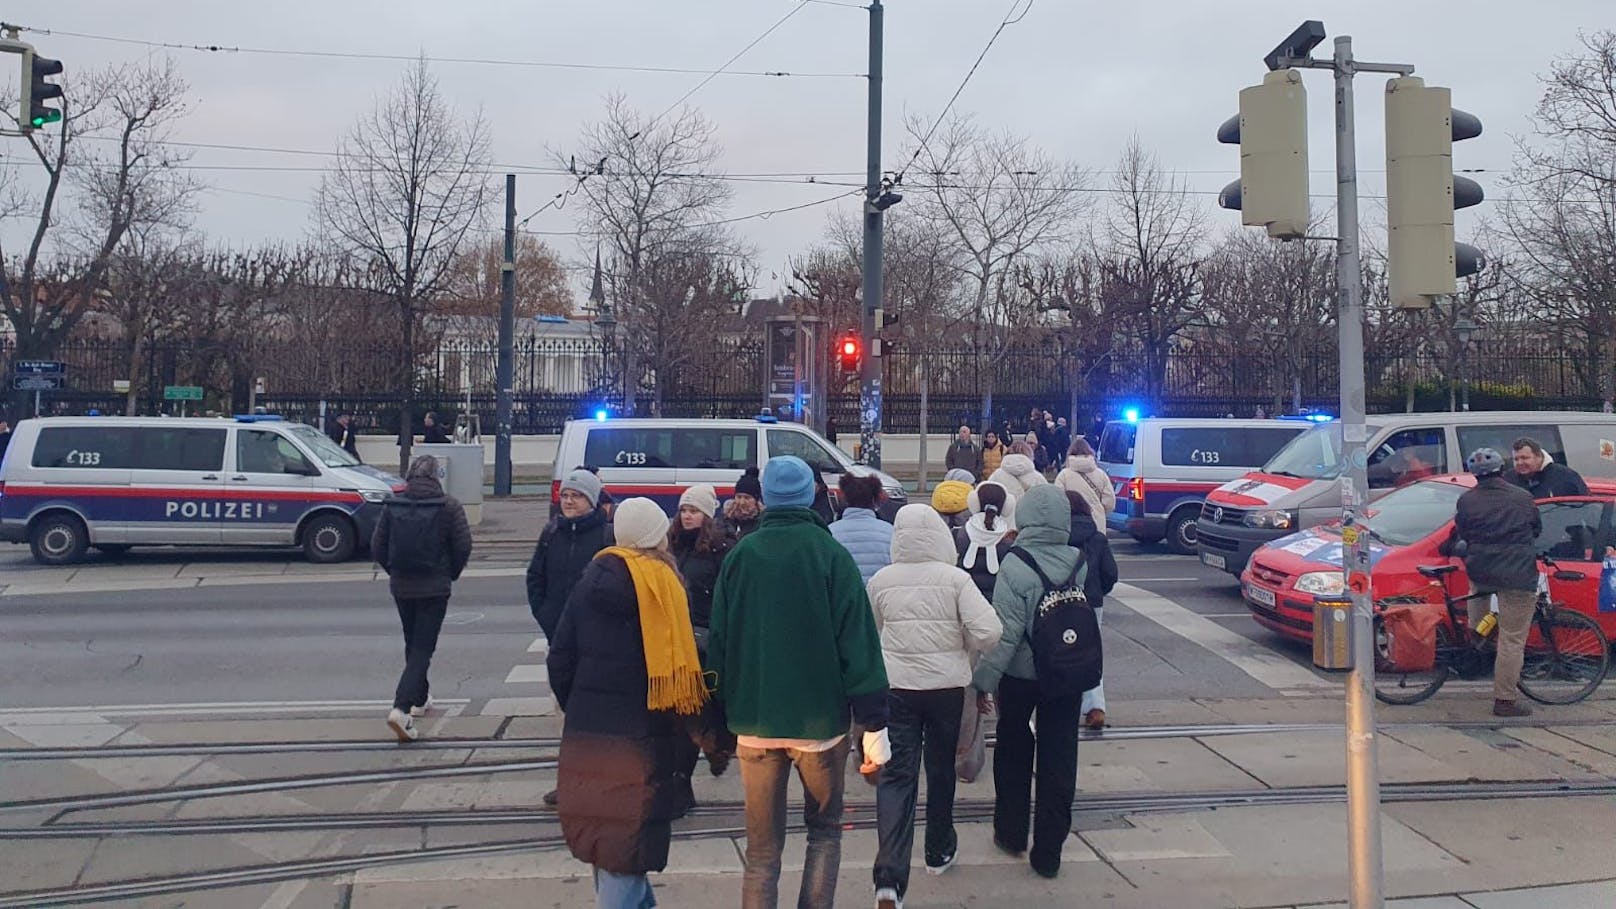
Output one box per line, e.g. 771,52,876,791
410,696,434,718
386,709,418,743
925,850,957,876
875,887,902,909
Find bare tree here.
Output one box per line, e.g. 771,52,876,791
0,57,201,412
314,56,490,471
568,93,742,415
904,115,1090,425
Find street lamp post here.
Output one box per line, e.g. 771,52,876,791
1453,316,1477,412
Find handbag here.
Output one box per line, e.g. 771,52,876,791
955,685,989,783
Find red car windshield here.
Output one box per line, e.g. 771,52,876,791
1356,479,1468,546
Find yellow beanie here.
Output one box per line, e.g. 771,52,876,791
931,480,972,515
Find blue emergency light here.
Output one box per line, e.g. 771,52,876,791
234,414,284,422
1122,407,1140,424
593,409,609,422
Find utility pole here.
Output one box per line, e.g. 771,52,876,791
859,0,885,468
494,174,515,497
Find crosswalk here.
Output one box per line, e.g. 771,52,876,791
481,635,557,717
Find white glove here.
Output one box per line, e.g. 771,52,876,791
861,728,892,767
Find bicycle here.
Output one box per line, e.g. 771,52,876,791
1373,557,1611,706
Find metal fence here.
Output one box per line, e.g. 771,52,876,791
4,334,1609,431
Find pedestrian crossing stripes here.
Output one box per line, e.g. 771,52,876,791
481,636,557,717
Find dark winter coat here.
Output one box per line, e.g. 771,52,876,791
1454,475,1543,592
371,476,473,599
719,500,762,541
0,427,12,465
955,527,1015,601
548,553,717,875
1510,460,1589,500
1067,513,1119,609
329,422,361,461
422,422,451,444
526,507,612,638
945,441,984,479
671,528,732,631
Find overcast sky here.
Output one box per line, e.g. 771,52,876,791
7,1,1607,301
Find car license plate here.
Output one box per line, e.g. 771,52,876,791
1200,552,1226,570
1246,585,1277,607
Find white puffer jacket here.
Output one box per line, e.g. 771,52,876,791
1055,454,1117,518
868,504,1003,691
988,453,1048,501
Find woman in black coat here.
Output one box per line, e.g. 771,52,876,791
548,498,719,907
1065,491,1119,731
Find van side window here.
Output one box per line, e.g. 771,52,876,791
132,428,227,471
1456,426,1565,470
31,427,134,469
1367,428,1447,489
582,428,674,469
766,429,843,473
1160,427,1306,468
674,429,754,470
1098,424,1136,464
238,429,315,475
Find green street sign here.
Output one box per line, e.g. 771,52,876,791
163,385,204,401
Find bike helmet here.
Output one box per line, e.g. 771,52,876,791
1465,447,1506,477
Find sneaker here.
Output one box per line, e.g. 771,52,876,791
1084,708,1106,731
1030,859,1060,879
542,788,559,809
1493,699,1533,717
409,696,434,718
925,851,957,876
386,709,418,743
993,835,1025,858
875,887,902,909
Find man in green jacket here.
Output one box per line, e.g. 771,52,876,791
709,455,891,909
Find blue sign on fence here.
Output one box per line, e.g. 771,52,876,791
14,360,66,376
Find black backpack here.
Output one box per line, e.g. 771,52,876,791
1008,547,1102,698
386,497,446,577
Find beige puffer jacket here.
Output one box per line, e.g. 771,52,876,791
1055,454,1117,518
867,504,1003,691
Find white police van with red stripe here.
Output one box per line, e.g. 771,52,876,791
0,415,404,565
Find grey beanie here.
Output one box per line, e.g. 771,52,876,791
560,468,603,507
406,455,439,480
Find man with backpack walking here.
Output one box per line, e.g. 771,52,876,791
973,484,1098,879
372,455,473,743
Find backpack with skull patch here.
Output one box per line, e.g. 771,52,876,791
1008,547,1102,698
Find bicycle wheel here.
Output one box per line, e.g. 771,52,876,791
1373,617,1451,705
1517,606,1611,705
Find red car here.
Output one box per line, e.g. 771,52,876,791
1241,474,1616,643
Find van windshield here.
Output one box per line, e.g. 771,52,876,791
1262,424,1343,480
290,424,360,468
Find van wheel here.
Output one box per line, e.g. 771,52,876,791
1166,508,1200,555
31,514,90,566
302,514,356,564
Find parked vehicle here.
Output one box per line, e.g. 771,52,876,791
0,415,402,565
1198,411,1616,576
550,416,906,516
1240,473,1616,643
1098,417,1309,554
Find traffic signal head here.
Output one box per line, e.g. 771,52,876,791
22,48,63,129
1385,76,1485,309
1218,68,1310,240
837,333,862,373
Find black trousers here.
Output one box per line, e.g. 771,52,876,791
874,687,965,897
992,675,1080,874
393,595,449,712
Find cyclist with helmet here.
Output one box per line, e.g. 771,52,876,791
1452,447,1543,717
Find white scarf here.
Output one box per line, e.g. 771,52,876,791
961,513,1011,573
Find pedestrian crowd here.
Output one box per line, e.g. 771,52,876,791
368,412,1117,909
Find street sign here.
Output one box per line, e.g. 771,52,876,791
13,374,62,391
163,385,204,401
14,359,65,375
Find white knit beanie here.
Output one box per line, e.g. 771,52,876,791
678,484,719,519
614,498,670,550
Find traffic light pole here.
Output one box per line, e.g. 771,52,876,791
859,0,884,469
494,174,516,497
1283,32,1414,909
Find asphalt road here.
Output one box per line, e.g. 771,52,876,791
0,537,1330,712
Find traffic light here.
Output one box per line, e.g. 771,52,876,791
837,332,862,374
1384,76,1485,309
21,47,63,129
1217,68,1310,240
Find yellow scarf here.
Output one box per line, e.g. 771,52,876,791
597,547,709,715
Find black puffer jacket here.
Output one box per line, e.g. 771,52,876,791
1067,513,1120,609
1511,460,1589,500
547,553,712,875
670,529,732,631
371,476,473,599
955,527,1015,601
526,508,611,638
1455,476,1543,592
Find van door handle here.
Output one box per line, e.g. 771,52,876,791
201,474,219,481
231,475,249,482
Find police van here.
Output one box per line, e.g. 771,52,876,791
0,415,404,565
551,416,906,515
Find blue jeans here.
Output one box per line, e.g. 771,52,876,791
594,867,655,909
738,738,849,909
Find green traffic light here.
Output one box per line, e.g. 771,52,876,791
30,111,62,128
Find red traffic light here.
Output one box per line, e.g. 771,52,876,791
837,332,861,372
841,339,858,356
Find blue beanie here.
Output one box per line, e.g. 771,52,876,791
762,455,816,508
